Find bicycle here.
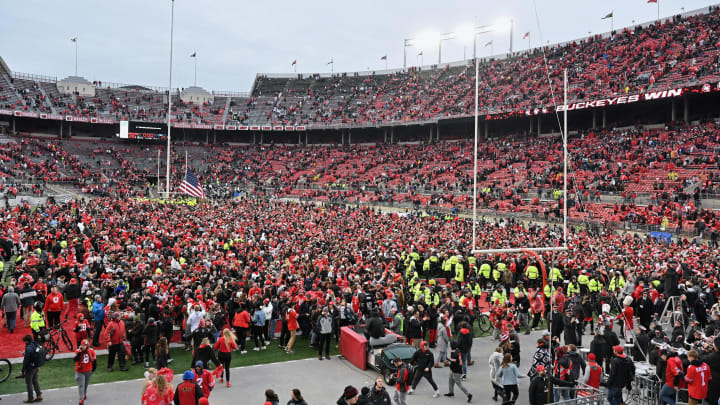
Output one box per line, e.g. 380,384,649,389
41,320,74,361
0,357,10,383
476,313,493,335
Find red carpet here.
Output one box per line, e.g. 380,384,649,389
0,304,180,359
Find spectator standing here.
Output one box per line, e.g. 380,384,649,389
337,386,359,405
285,307,298,354
263,389,280,405
140,374,173,405
232,304,250,354
392,357,410,405
286,388,308,405
106,312,128,371
1,286,21,333
73,339,96,405
684,349,710,405
368,376,391,405
316,306,333,360
489,346,504,401
20,334,43,403
45,286,64,328
252,304,267,351
497,353,524,405
607,346,632,405
29,301,46,341
91,295,105,347
703,338,720,405
174,370,203,405
456,321,473,379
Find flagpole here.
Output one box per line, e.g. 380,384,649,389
657,0,660,20
165,0,174,198
194,56,197,87
75,39,78,76
612,13,614,32
185,150,188,174
157,149,160,194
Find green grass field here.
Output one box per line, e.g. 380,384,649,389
0,338,339,396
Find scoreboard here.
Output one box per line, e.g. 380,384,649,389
119,121,167,140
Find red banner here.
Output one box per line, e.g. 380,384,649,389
273,125,284,131
250,125,260,130
261,125,271,130
296,125,306,131
226,125,237,130
213,124,224,130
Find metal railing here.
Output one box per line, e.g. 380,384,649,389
550,383,603,405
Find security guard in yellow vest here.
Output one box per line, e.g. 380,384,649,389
513,280,528,297
480,262,492,285
577,272,589,295
549,267,563,285
525,264,540,289
467,280,482,299
491,286,507,305
415,285,432,303
588,276,601,293
429,253,439,277
30,302,46,341
544,284,556,299
410,282,422,301
454,257,465,283
567,278,580,296
422,258,431,281
492,266,502,283
442,255,453,276
609,272,625,292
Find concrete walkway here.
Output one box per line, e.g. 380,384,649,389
1,330,554,405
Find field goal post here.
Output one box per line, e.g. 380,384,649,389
470,67,570,258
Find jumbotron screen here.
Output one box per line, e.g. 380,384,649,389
119,120,167,140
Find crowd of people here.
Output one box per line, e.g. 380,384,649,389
3,7,720,128
0,194,717,404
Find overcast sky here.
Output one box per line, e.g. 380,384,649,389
2,0,715,93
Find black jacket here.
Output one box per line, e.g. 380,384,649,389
456,327,473,353
64,282,81,300
528,374,575,405
368,386,391,405
607,355,631,388
410,349,434,371
405,317,422,339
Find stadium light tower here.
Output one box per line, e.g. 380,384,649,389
165,0,175,198
438,32,455,64
403,38,415,69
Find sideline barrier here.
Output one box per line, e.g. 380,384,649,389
339,326,367,370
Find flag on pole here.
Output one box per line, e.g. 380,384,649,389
177,169,205,198
647,0,657,3
602,12,613,19
291,60,297,66
485,41,493,47
70,37,77,42
327,59,333,65
190,52,196,58
417,51,423,56
380,55,387,60
523,32,530,39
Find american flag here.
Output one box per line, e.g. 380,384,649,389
177,169,205,198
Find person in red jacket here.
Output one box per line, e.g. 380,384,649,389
74,313,91,347
106,312,128,371
192,361,215,398
212,328,237,387
582,353,602,389
684,349,711,405
231,304,250,354
74,339,96,405
46,286,64,328
660,351,684,405
174,371,203,405
285,307,298,354
617,297,635,343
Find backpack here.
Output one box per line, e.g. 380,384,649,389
33,343,47,367
344,307,357,323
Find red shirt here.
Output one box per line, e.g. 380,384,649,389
193,369,215,397
74,319,90,340
666,356,685,388
618,306,634,330
74,348,96,373
141,385,174,405
232,311,250,328
287,308,298,331
106,319,126,345
685,361,711,400
213,337,237,353
46,292,64,312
